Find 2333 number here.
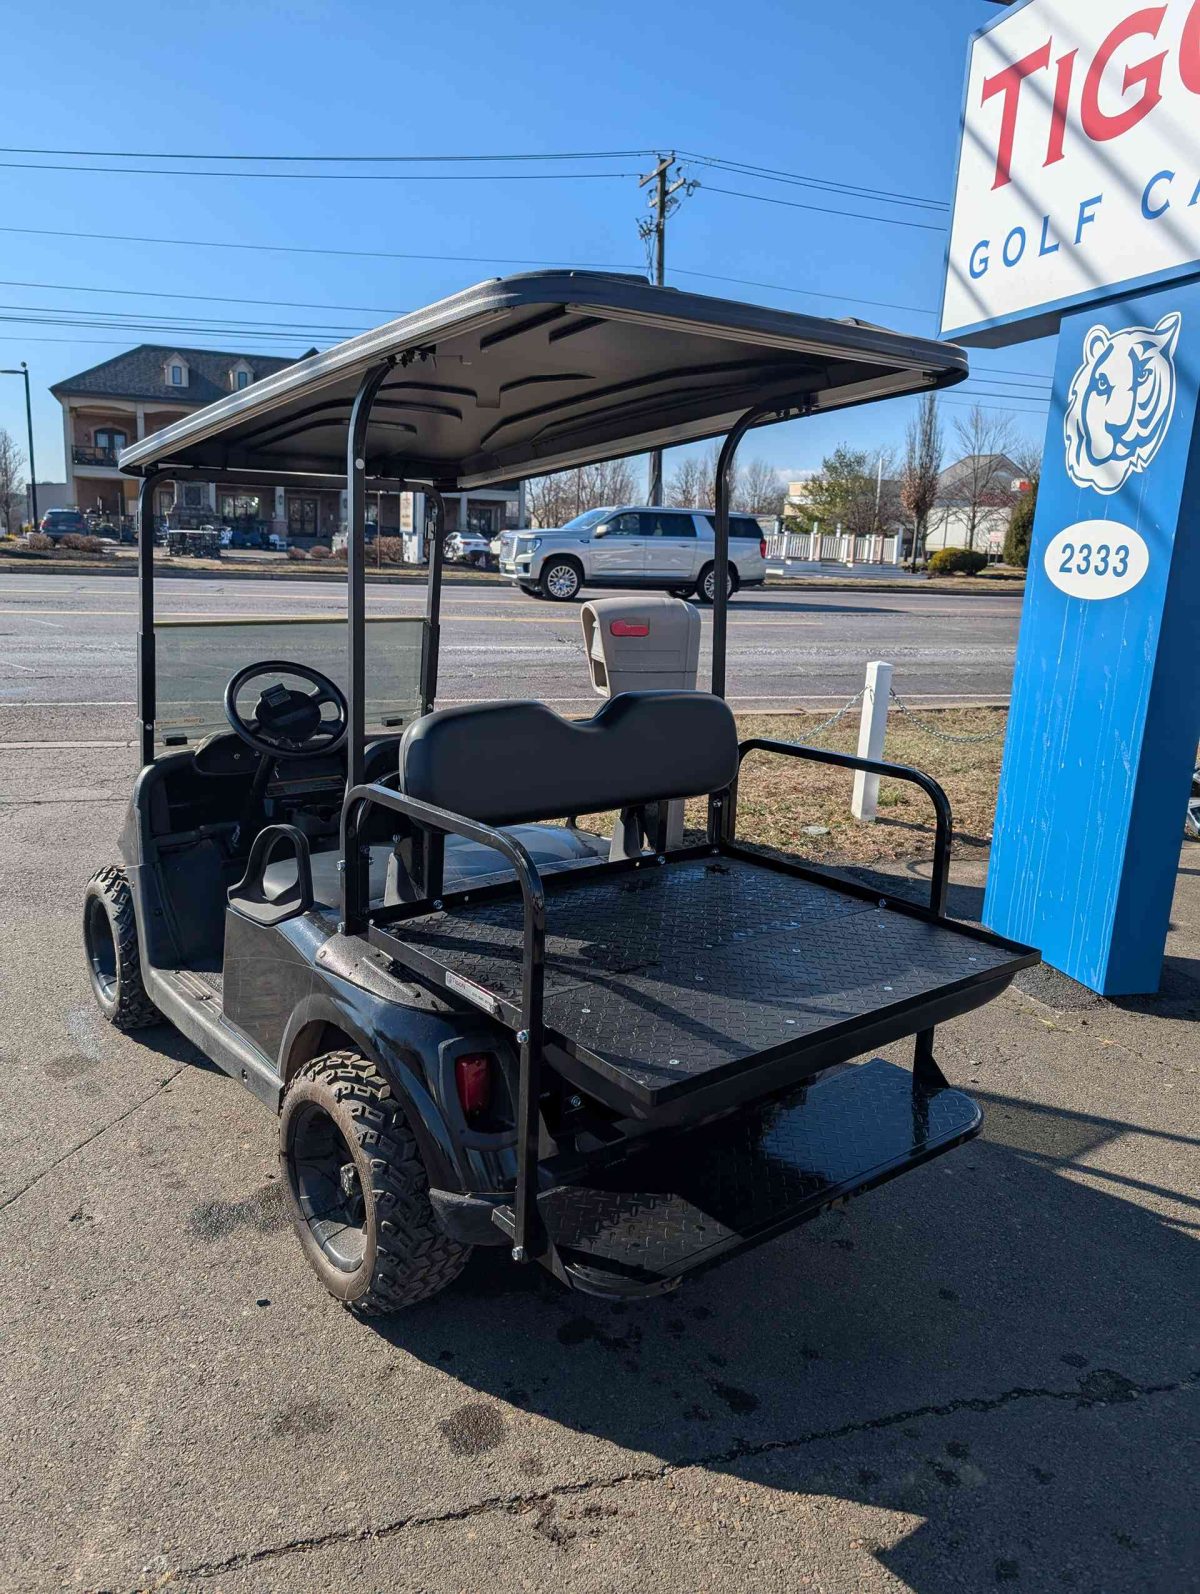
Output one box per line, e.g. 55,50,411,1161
1057,542,1130,580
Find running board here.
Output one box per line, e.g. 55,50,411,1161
492,1059,981,1297
148,968,283,1110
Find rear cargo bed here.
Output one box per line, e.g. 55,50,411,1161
375,849,1036,1119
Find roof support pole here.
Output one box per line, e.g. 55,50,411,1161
136,471,170,767
345,360,395,799
711,402,779,700
420,486,451,714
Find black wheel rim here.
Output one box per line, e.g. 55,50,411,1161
85,896,118,1002
287,1102,368,1272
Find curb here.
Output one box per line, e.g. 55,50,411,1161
0,559,1028,596
0,559,490,587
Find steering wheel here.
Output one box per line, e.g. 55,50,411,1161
223,661,349,760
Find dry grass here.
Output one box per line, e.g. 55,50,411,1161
577,705,1008,869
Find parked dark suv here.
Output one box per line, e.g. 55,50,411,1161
39,508,88,543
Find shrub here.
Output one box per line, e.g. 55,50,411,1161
375,536,406,565
24,532,52,551
1004,486,1037,569
927,547,989,576
308,543,332,561
60,533,105,553
286,545,308,561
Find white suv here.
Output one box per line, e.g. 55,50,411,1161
498,506,768,602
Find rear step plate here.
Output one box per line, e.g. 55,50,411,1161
495,1059,980,1295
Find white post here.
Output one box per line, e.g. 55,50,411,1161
851,661,893,822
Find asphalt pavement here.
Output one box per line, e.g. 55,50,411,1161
0,701,1197,1591
0,573,1021,751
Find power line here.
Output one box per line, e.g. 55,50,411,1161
0,276,408,317
679,151,950,213
0,302,362,335
0,159,638,183
0,225,945,327
0,296,365,331
670,265,935,317
0,222,638,272
698,182,948,234
974,364,1053,383
0,144,658,163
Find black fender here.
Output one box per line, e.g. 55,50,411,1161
277,980,519,1198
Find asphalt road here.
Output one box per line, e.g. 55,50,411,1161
0,573,1021,749
0,702,1197,1591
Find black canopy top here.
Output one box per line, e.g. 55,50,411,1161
119,271,968,489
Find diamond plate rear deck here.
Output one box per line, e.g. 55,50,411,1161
497,1058,982,1291
385,854,1033,1113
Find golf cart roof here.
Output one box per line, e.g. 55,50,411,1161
119,272,968,490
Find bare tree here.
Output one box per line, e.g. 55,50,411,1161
900,394,943,571
736,458,786,517
525,457,638,527
665,452,708,508
0,429,25,535
949,404,1019,552
1011,436,1045,487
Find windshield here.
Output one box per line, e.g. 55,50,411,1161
557,507,614,534
153,616,424,750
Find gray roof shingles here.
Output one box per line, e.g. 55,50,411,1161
50,344,310,406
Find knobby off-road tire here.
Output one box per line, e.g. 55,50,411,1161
280,1050,468,1314
83,865,158,1031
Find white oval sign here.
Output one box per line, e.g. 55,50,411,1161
1043,521,1149,601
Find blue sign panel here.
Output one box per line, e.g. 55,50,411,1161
983,279,1200,994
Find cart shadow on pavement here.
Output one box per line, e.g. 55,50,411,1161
365,1089,1198,1593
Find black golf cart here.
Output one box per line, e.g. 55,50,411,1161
84,272,1037,1310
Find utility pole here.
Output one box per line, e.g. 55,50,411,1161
1,362,37,527
639,153,691,505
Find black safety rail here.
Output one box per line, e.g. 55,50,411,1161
341,781,549,1262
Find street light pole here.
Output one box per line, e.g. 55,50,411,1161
1,363,37,528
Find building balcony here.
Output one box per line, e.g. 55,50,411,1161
73,445,120,467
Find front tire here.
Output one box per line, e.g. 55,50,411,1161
538,557,583,602
280,1051,468,1314
83,866,158,1030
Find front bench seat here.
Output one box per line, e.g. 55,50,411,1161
261,824,609,910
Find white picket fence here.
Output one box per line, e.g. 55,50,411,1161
764,525,901,566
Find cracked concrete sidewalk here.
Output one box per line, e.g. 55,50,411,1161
0,746,1197,1594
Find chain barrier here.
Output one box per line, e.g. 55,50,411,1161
887,688,1008,745
797,688,864,742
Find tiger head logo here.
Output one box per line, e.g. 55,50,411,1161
1064,312,1181,495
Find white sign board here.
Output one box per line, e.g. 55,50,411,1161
942,0,1200,347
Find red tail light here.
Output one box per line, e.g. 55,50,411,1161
454,1052,494,1117
759,537,767,559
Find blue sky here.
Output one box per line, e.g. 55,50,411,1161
0,0,1053,490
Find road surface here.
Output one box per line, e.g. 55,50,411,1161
0,573,1022,747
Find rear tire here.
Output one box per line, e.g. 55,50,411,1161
697,562,738,604
83,866,158,1030
538,558,583,602
280,1050,468,1314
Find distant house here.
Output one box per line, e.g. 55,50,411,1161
51,345,306,532
50,342,524,543
926,453,1032,556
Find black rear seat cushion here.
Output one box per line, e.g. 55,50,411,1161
399,691,739,826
